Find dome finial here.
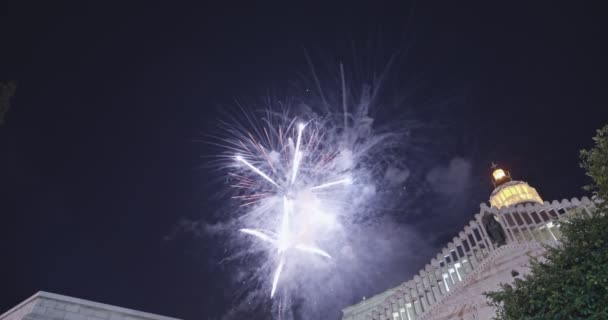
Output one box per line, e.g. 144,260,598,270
490,162,511,188
489,163,543,208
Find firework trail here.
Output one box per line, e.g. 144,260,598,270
234,121,353,298
215,59,415,319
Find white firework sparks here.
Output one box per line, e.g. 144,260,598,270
231,120,353,298
215,60,413,318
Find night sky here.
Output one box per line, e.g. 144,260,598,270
2,2,608,320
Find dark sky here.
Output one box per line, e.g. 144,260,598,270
1,2,608,320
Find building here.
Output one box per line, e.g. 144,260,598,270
0,292,180,320
342,166,596,320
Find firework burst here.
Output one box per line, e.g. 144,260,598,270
214,60,413,318
232,121,355,297
222,103,401,294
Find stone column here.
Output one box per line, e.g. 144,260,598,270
523,205,540,240
462,226,481,269
436,253,452,293
384,303,391,320
399,290,414,320
390,298,399,320
513,207,536,241
396,294,407,320
423,268,437,306
474,214,496,252
528,209,546,239
451,237,471,282
414,275,429,312
447,245,464,285
429,258,447,297
527,206,547,241
402,284,414,319
456,232,475,274
468,221,489,258
549,200,562,220
405,281,421,317
494,210,516,243
503,210,525,243
540,206,557,241
419,273,430,308
441,247,458,286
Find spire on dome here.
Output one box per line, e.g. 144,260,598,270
490,162,512,188
489,163,543,209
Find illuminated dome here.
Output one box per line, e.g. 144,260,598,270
489,164,543,209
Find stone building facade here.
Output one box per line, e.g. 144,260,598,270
342,167,597,320
0,292,180,320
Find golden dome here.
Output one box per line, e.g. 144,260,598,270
489,180,543,209
489,163,542,209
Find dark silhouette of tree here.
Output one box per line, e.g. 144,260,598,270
0,81,17,126
484,124,608,320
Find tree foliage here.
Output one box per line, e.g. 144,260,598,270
484,125,608,320
581,125,608,208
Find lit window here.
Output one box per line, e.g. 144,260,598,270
493,169,506,180
442,273,451,291
495,198,503,207
454,262,463,281
448,268,457,283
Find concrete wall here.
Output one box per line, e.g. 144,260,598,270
342,197,595,320
418,242,549,320
0,292,180,320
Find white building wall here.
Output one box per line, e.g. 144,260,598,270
342,197,596,320
1,292,180,320
417,242,549,320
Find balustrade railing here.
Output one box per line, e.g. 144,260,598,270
342,197,596,320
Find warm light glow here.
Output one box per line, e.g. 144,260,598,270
490,183,543,208
492,169,506,181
